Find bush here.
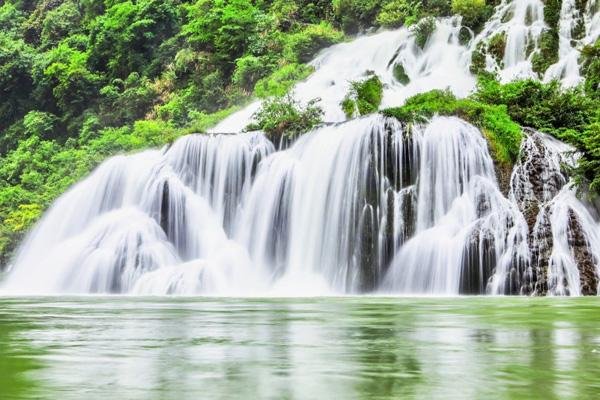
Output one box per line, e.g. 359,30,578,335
531,0,560,75
246,95,323,141
99,73,158,126
581,39,600,98
393,63,410,84
341,75,384,118
186,106,241,133
232,55,274,92
474,76,597,134
332,0,382,34
451,0,490,30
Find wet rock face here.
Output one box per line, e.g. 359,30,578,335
510,129,598,296
510,129,569,217
567,210,599,295
460,229,495,295
530,205,552,296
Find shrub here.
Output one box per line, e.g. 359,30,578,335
232,55,274,92
246,95,323,142
531,0,560,75
186,106,241,133
393,63,410,84
581,39,600,98
376,0,421,28
411,16,436,49
474,76,597,134
341,75,384,118
451,0,489,30
332,0,382,34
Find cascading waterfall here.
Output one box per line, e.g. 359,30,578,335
544,0,600,86
471,0,546,82
212,17,475,132
2,0,600,296
510,131,600,296
382,118,530,295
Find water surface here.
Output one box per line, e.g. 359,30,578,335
1,296,599,399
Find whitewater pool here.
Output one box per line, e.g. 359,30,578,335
1,297,599,399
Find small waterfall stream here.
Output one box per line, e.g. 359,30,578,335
2,0,600,296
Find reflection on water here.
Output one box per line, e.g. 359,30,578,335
0,297,599,400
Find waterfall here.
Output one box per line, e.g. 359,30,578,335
543,0,600,86
215,0,600,134
212,17,475,132
4,114,599,296
382,118,529,295
471,0,546,82
3,1,600,296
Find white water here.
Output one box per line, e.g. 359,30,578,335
214,1,600,134
3,1,600,296
472,0,546,82
544,0,600,86
212,17,476,132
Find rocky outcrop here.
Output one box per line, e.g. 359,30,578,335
567,210,599,295
508,129,600,296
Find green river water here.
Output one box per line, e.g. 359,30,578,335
0,296,599,399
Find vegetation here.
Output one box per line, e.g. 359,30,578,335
451,0,493,31
341,75,384,118
581,38,600,99
383,75,600,191
531,0,560,75
382,88,522,165
246,96,323,142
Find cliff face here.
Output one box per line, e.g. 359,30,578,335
510,130,599,296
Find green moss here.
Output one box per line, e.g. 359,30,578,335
487,33,506,66
393,63,410,85
532,0,560,75
411,16,436,49
382,89,523,165
341,75,384,118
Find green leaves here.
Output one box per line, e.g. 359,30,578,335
341,75,383,118
247,95,323,141
254,63,314,98
183,0,260,63
89,0,180,78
